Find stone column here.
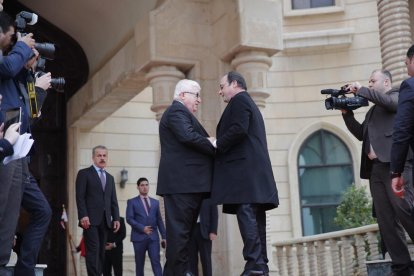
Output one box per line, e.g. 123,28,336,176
231,50,273,109
377,0,412,84
146,65,185,121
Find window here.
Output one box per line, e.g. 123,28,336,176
298,130,354,236
292,0,334,10
284,0,343,17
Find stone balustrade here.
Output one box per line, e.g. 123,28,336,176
272,224,380,276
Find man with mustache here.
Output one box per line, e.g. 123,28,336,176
76,145,120,276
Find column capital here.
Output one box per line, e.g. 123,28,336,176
146,65,185,121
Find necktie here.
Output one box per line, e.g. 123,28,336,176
99,169,106,191
143,197,151,215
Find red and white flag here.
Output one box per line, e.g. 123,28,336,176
61,205,68,229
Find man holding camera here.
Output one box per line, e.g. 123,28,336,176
0,11,52,276
342,69,414,276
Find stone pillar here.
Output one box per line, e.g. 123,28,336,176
377,0,412,85
146,65,185,121
231,50,273,109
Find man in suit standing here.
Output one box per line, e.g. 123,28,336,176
210,71,279,276
126,177,166,276
104,217,126,276
157,79,215,276
76,145,120,276
188,198,218,276
343,69,414,276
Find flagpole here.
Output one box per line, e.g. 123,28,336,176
62,204,78,276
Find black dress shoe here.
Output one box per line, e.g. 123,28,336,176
240,269,266,276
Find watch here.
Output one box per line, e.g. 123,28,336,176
390,172,401,179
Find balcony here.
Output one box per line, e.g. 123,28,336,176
272,224,385,276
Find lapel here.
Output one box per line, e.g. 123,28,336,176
91,166,108,193
174,101,209,137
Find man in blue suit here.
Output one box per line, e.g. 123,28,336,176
126,177,166,276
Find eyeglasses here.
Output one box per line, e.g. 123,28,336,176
183,92,200,98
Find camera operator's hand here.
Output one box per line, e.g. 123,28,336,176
35,72,51,90
348,82,362,94
3,122,21,145
17,32,35,49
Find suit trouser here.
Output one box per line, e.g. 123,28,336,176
370,160,414,274
84,215,109,276
0,159,51,276
236,204,268,272
163,193,205,276
103,247,123,276
133,238,162,276
0,159,25,267
189,223,212,276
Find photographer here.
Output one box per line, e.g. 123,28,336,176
0,11,51,276
342,69,414,276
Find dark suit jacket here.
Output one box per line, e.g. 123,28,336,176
106,217,126,251
126,196,166,242
198,199,218,240
343,87,411,179
157,100,215,195
211,91,279,214
392,78,414,173
0,139,13,162
76,166,120,228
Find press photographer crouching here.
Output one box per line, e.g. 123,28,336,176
0,10,51,276
339,69,414,276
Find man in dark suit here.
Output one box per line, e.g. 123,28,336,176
76,145,120,276
189,198,218,276
104,217,126,276
210,71,279,276
126,177,166,276
343,69,414,276
157,79,215,276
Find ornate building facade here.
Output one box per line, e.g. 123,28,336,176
15,0,414,275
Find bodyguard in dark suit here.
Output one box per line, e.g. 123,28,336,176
211,71,279,276
157,79,215,276
127,177,166,276
189,199,218,276
104,217,126,276
76,145,121,276
344,69,414,276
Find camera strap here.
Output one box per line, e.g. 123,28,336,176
26,74,39,118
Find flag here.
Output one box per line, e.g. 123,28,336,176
61,205,68,229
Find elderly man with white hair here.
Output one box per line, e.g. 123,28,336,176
157,79,215,276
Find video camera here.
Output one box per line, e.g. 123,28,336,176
321,85,368,110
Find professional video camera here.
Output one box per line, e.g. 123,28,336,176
15,11,55,60
321,85,369,110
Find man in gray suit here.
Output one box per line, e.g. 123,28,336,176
76,145,120,276
342,69,414,276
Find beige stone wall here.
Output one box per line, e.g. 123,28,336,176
66,0,391,275
266,0,382,242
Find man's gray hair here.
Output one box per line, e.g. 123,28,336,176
173,79,201,100
92,145,107,156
